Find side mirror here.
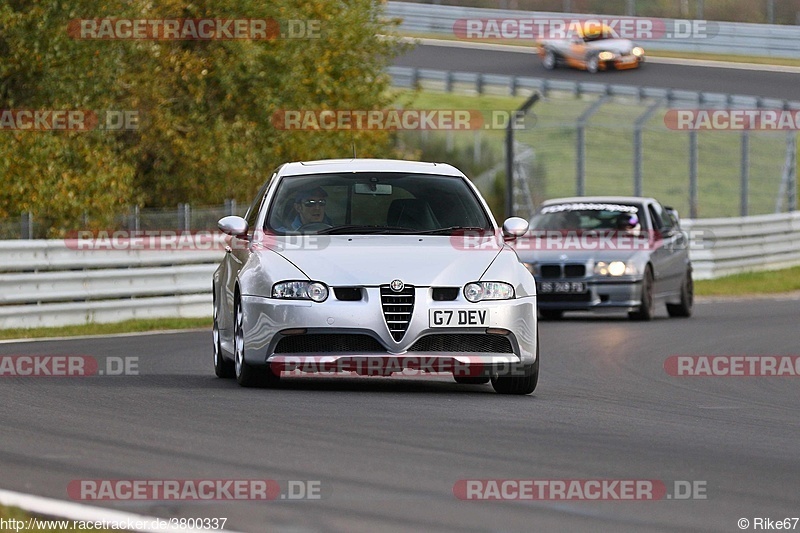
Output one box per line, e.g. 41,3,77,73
502,217,529,238
664,206,680,226
218,216,249,237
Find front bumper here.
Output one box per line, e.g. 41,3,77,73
239,287,538,371
537,277,643,312
607,55,643,70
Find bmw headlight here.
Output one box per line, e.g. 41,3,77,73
632,47,644,57
272,280,329,302
464,282,514,302
594,261,637,276
598,51,615,61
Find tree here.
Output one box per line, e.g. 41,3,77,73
0,0,404,234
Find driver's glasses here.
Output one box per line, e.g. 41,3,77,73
302,199,326,207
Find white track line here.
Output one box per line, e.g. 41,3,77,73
0,488,244,533
400,36,800,73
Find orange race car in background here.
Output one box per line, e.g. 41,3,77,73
537,22,645,73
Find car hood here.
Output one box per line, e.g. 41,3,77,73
586,39,635,54
264,235,503,286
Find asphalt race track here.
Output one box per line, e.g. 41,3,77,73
1,297,798,532
394,42,800,102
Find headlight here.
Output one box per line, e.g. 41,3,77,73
594,261,637,276
464,282,514,302
598,51,615,61
632,47,644,57
272,280,329,302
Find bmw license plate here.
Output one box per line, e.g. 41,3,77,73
538,281,586,294
430,309,490,327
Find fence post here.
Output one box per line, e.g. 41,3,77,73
633,99,664,197
740,132,750,216
178,203,191,231
20,212,33,240
789,132,798,212
576,96,608,196
689,131,698,218
225,199,237,216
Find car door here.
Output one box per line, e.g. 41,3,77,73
647,202,686,296
219,180,271,345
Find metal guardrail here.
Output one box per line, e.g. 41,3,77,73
385,1,800,59
0,240,220,329
1,213,799,328
685,211,800,279
387,65,800,109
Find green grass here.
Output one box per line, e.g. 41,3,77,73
694,266,800,296
0,317,211,341
396,89,798,219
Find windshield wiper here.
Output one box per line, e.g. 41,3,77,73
318,225,418,235
415,226,493,235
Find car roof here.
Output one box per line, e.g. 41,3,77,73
540,196,656,206
278,158,465,177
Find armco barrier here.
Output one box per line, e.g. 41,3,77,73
1,214,799,328
0,239,220,329
683,211,800,279
385,1,800,59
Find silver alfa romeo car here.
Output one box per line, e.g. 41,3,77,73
212,159,539,394
515,196,693,321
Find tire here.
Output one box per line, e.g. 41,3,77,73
454,376,491,385
542,49,557,70
539,309,563,321
586,54,599,73
667,269,693,318
213,290,235,378
628,266,655,321
234,294,280,388
491,338,539,395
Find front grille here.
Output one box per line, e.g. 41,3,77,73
381,285,415,341
564,264,586,277
334,287,363,301
431,287,459,301
408,334,513,353
540,264,561,278
274,334,384,353
540,264,586,278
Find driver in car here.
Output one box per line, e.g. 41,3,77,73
290,186,333,230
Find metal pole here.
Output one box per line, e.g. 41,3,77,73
689,131,698,218
789,132,798,211
505,125,513,219
20,212,32,240
633,99,664,197
696,0,704,19
577,126,585,196
505,92,540,218
740,132,750,216
575,95,609,197
767,0,775,24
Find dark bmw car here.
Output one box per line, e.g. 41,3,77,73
515,196,693,321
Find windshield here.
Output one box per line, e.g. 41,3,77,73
531,202,646,231
266,172,493,235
